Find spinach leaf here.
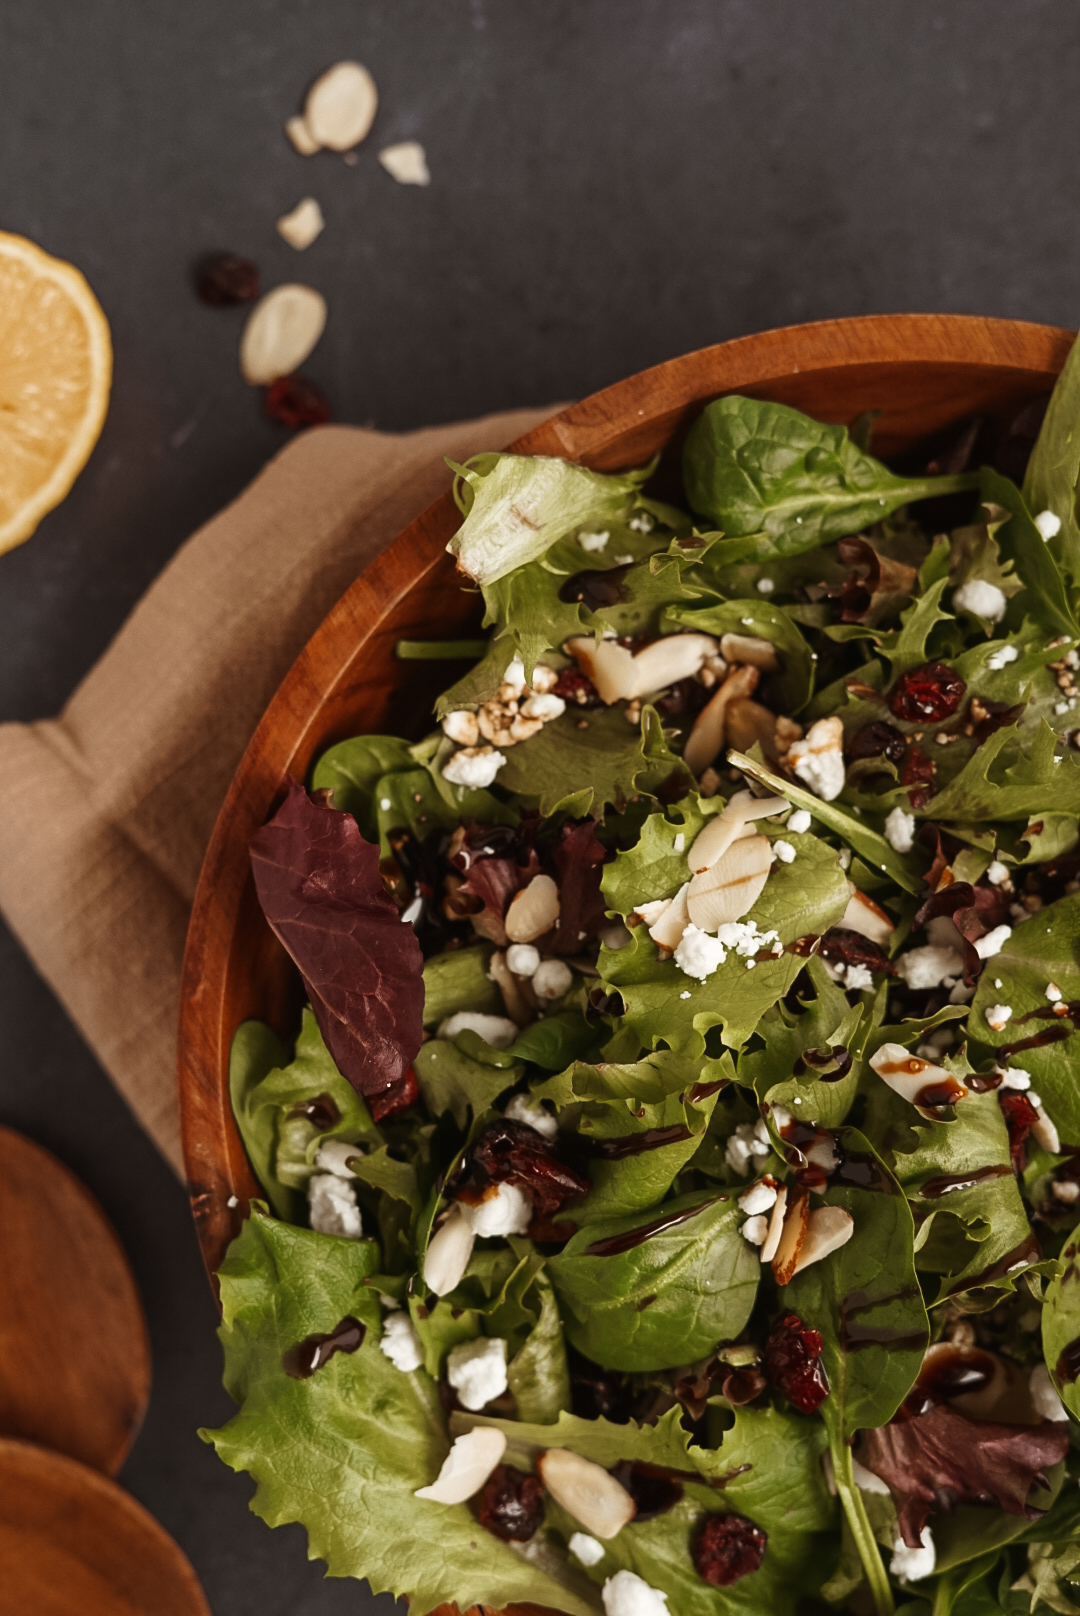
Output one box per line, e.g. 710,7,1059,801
562,1085,720,1224
547,1191,758,1372
1024,333,1080,590
683,395,978,550
311,734,415,837
506,1272,571,1423
981,466,1079,641
506,1010,600,1071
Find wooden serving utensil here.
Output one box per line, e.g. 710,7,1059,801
0,1126,150,1475
0,1436,211,1616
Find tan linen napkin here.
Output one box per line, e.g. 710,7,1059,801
0,407,557,1174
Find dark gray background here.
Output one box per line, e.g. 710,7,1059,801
0,1,1076,1610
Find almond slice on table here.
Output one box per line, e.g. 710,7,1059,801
687,790,790,873
276,198,325,251
719,632,779,670
505,874,561,943
683,664,760,775
686,835,773,931
791,1207,854,1276
304,61,379,151
536,1449,636,1539
415,1427,506,1503
759,1184,788,1264
840,888,895,947
285,114,321,155
771,1183,811,1284
0,231,112,555
379,142,431,186
240,284,327,384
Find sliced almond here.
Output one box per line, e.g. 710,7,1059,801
1032,1102,1061,1156
415,1427,507,1503
683,663,760,775
719,632,779,671
285,114,321,155
505,874,561,943
423,1206,476,1296
687,789,789,873
869,1042,968,1108
648,880,690,950
771,1183,811,1285
276,197,326,252
378,141,431,186
628,633,718,696
304,61,378,151
565,636,637,704
759,1184,788,1264
536,1449,636,1539
488,950,532,1027
240,284,327,385
686,835,772,931
790,1206,854,1277
840,887,895,947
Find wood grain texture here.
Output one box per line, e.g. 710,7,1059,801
177,313,1073,1616
0,1437,211,1616
0,1127,149,1476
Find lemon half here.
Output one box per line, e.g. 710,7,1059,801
0,231,112,555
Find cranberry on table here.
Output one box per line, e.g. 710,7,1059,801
264,374,333,430
195,252,260,305
477,1464,544,1542
888,661,966,724
764,1312,830,1414
693,1512,768,1586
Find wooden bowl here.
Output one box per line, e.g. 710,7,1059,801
177,313,1072,1616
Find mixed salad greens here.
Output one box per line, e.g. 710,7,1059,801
204,336,1080,1616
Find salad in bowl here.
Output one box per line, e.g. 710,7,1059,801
202,334,1080,1616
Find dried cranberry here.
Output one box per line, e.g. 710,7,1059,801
264,374,332,430
901,744,937,809
847,721,906,766
477,1463,544,1542
654,678,711,720
195,252,260,305
999,1090,1039,1171
889,662,966,724
554,668,602,707
693,1513,768,1586
819,928,896,979
470,1120,590,1217
764,1312,829,1414
369,1065,419,1122
612,1462,684,1521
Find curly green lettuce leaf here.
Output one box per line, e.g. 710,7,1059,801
738,960,868,1129
917,720,1080,823
202,1209,597,1616
682,394,978,551
412,1038,520,1129
970,894,1080,1144
1041,1228,1080,1421
547,1190,758,1372
421,944,501,1027
984,466,1079,642
505,1271,571,1423
447,451,649,586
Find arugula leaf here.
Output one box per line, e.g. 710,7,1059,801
969,894,1080,1144
683,395,978,550
1024,335,1080,590
981,467,1079,641
547,1191,758,1371
202,1209,595,1616
918,721,1080,824
447,451,648,586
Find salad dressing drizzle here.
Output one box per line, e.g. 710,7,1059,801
916,1164,1012,1197
584,1195,725,1257
289,1094,342,1130
282,1316,366,1379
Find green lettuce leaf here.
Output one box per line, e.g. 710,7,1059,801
982,467,1079,642
1024,331,1080,590
918,720,1080,823
1040,1230,1080,1421
201,1209,596,1616
412,1038,520,1129
682,395,978,550
496,704,679,818
311,735,416,836
421,945,501,1027
447,451,649,586
506,1271,571,1423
